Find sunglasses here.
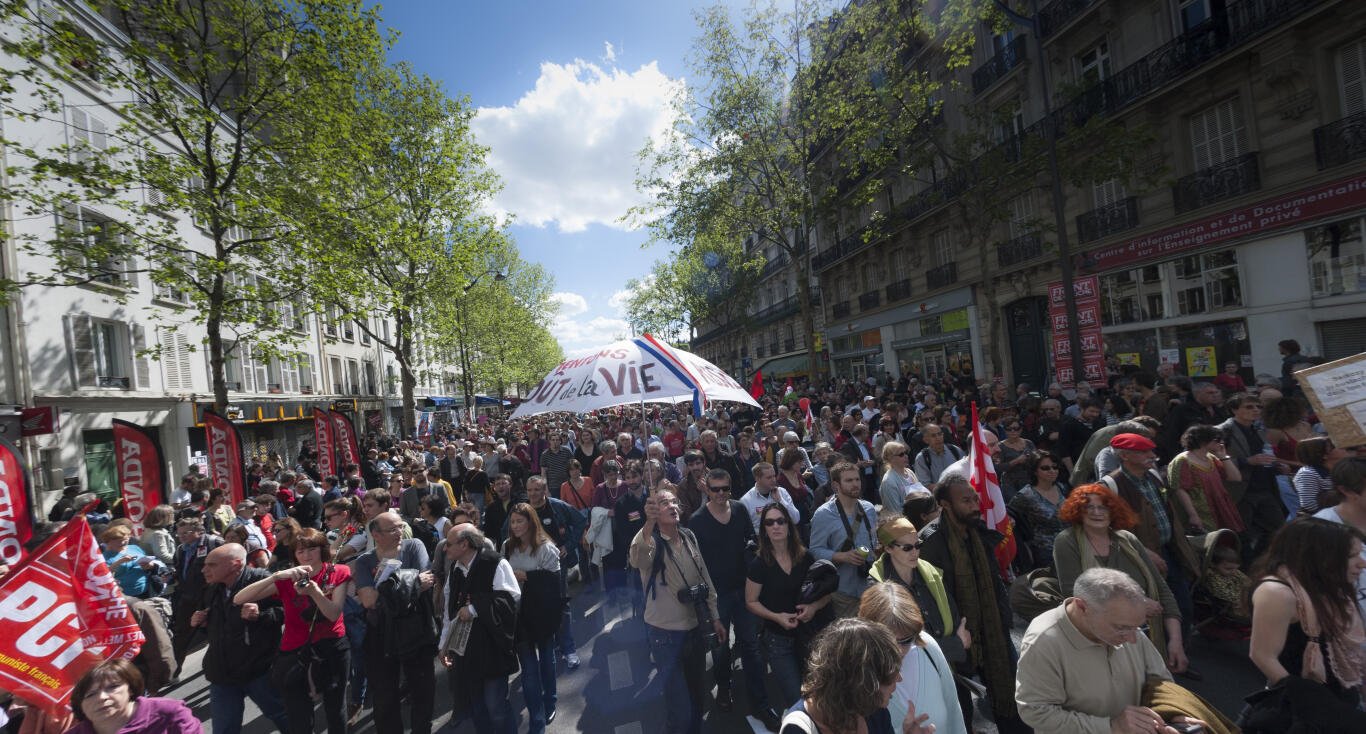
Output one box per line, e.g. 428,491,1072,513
762,517,788,527
708,485,732,493
888,540,924,552
1038,465,1059,471
891,451,908,458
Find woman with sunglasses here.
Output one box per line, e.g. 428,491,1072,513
745,502,832,709
878,441,926,521
1007,451,1070,568
998,420,1037,497
868,516,970,670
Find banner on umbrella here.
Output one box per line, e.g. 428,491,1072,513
204,409,246,506
329,410,361,467
0,436,35,565
313,409,336,479
0,515,143,717
111,420,165,536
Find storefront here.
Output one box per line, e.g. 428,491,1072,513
187,399,330,468
823,286,982,382
890,308,975,382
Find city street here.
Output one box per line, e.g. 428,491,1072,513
172,574,1263,733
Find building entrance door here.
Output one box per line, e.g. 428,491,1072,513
1005,297,1049,393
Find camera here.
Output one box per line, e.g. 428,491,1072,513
1168,723,1203,734
677,583,721,651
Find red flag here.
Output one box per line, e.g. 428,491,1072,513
969,403,1015,578
204,409,246,507
313,408,337,479
329,410,361,467
783,377,793,396
111,420,165,536
0,515,143,717
749,370,765,400
0,436,36,565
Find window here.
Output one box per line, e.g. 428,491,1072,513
1077,40,1111,84
186,176,208,230
1009,194,1036,238
298,354,315,394
1189,97,1246,170
990,29,1016,57
1338,39,1366,117
329,356,344,394
159,329,193,391
221,340,244,391
1307,217,1366,297
932,230,953,266
365,361,378,395
93,320,125,386
861,263,877,291
323,305,339,338
68,107,108,165
342,319,355,342
347,360,361,394
59,207,133,288
66,316,146,389
1100,248,1241,324
359,318,371,345
1177,0,1222,34
996,100,1025,143
1093,179,1127,208
281,354,300,393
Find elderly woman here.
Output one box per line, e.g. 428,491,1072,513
878,441,927,519
100,524,153,598
136,505,177,566
1054,484,1188,676
65,658,197,733
1167,424,1244,533
868,517,968,668
859,582,966,734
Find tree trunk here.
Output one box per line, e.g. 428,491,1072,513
796,259,818,379
399,355,416,437
207,272,228,413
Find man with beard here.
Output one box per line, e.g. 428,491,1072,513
809,462,878,619
918,470,1026,734
482,473,520,549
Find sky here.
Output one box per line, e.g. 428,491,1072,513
376,1,741,359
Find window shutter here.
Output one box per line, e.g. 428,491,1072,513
69,107,89,163
240,344,256,393
1340,40,1366,116
298,354,314,392
66,314,96,387
160,329,193,391
89,116,107,151
130,323,151,389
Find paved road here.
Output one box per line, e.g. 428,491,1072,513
170,578,1261,733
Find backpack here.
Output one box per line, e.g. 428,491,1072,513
409,518,439,556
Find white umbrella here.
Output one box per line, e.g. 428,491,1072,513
512,334,760,418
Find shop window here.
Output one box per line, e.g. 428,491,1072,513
1101,248,1240,324
921,315,943,337
1306,217,1366,297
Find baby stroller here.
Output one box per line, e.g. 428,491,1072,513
1190,528,1251,641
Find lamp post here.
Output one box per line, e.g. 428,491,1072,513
457,270,505,422
995,0,1086,384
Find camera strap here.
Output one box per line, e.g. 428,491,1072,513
835,499,872,551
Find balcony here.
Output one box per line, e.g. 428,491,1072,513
1037,0,1101,38
926,262,958,291
972,36,1027,94
753,294,801,325
1172,152,1260,214
858,290,881,310
768,342,780,355
1076,197,1140,243
1314,111,1366,169
267,382,283,394
333,383,344,394
812,226,876,271
97,375,130,389
761,252,791,279
833,301,852,319
996,232,1045,268
784,338,797,352
225,380,242,391
886,279,913,303
300,385,314,395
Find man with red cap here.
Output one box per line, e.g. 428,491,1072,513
1099,433,1202,680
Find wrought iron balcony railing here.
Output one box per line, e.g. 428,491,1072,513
1314,111,1366,170
926,262,958,291
996,232,1045,268
1172,152,1260,214
858,290,881,310
1076,197,1140,243
832,301,852,319
885,279,913,303
972,36,1028,94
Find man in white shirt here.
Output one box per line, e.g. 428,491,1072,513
738,462,799,532
439,523,520,734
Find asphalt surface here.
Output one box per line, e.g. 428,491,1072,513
170,575,1264,733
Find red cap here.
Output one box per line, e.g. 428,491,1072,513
1110,433,1156,451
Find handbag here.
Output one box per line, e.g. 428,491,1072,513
270,617,324,698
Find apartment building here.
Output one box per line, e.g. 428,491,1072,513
810,0,1366,388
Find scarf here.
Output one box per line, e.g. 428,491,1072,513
1077,529,1167,654
1285,573,1365,689
941,516,1017,721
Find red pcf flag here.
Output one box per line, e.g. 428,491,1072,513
313,408,336,479
204,409,246,506
969,403,1016,578
749,370,765,400
0,436,36,565
111,420,165,536
0,515,144,717
329,410,361,467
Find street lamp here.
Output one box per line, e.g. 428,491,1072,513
463,270,505,293
458,269,506,420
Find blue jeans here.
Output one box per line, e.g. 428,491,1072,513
209,673,288,734
762,630,803,711
647,625,706,734
557,566,576,656
715,588,767,708
343,595,367,706
462,675,514,734
1163,545,1195,639
517,638,558,733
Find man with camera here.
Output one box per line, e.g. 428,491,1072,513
809,461,878,619
630,487,727,734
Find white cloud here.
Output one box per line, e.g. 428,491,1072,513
472,59,684,233
553,315,631,353
602,41,617,64
550,291,589,317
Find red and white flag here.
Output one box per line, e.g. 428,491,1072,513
0,515,144,717
969,402,1015,578
111,420,165,536
783,377,793,397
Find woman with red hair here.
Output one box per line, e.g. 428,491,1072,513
1053,483,1190,673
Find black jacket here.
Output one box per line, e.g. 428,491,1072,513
171,534,225,610
293,490,323,530
203,567,284,685
444,547,518,679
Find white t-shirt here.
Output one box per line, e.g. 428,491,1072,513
1314,506,1366,623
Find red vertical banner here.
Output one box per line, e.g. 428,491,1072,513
111,420,165,536
0,515,143,718
329,410,361,467
0,436,35,565
313,408,337,479
1048,276,1106,388
204,409,246,506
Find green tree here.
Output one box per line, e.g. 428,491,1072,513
621,236,763,345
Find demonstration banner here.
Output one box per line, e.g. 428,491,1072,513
0,515,144,717
329,410,361,467
111,420,165,536
203,409,246,507
0,436,35,566
313,408,336,479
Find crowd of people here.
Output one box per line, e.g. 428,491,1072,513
5,340,1366,734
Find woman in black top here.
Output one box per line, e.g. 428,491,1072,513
574,428,600,475
746,502,832,709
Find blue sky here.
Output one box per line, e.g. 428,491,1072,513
377,1,743,357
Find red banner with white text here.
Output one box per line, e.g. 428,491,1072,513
204,409,246,507
0,436,35,566
329,410,361,468
1047,276,1106,388
111,420,165,536
0,516,143,717
313,409,337,480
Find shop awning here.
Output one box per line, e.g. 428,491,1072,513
426,396,457,407
755,353,813,377
474,395,511,406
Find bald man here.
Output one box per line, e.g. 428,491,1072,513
194,543,287,734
